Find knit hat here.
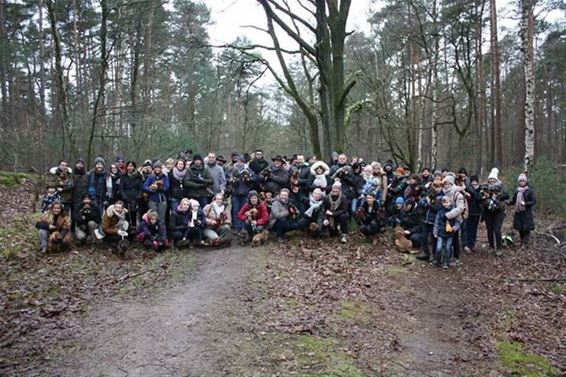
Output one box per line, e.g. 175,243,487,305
442,196,453,205
395,197,405,205
192,154,203,162
153,160,162,169
94,156,106,167
488,168,499,181
143,159,153,168
332,181,342,190
235,155,246,162
395,167,405,176
457,167,468,175
443,175,455,185
116,156,125,163
217,155,227,163
518,173,528,183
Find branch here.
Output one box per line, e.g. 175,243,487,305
265,0,317,33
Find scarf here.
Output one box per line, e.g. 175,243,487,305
211,201,225,218
328,194,342,213
304,195,323,217
516,186,529,212
189,210,198,227
313,174,327,188
173,167,187,181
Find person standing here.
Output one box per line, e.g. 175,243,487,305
143,161,170,223
508,173,536,248
480,168,509,255
184,154,213,208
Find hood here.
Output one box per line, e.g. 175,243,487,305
106,204,127,218
310,161,330,176
50,166,73,175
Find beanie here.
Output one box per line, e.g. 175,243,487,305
332,181,342,190
153,160,162,169
443,175,455,185
518,173,528,183
143,159,153,168
488,168,499,181
395,197,405,205
94,156,106,167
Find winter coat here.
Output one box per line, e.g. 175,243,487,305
41,192,62,213
418,191,444,225
47,166,74,204
323,194,349,218
109,173,121,202
74,202,101,228
443,186,467,223
433,206,462,238
509,187,536,231
259,165,289,194
203,203,232,227
119,172,144,203
167,171,185,201
183,164,213,198
170,208,190,232
136,213,167,241
358,201,381,226
86,170,110,208
465,182,482,216
343,173,365,200
237,202,269,226
388,176,407,199
480,181,510,215
143,173,170,203
101,204,128,235
249,159,269,175
269,198,291,228
403,184,422,202
72,169,88,205
307,161,332,193
36,211,71,242
207,163,226,195
226,165,256,196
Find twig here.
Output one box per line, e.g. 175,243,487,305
510,278,566,283
534,230,561,245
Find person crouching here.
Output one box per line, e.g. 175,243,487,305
136,209,168,251
323,182,350,243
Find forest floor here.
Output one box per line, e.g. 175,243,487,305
0,173,565,377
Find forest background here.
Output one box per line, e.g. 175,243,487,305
0,0,564,179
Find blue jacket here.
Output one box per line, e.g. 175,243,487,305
418,191,444,225
143,173,170,203
433,206,461,238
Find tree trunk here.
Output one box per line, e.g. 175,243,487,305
520,0,535,171
475,0,486,175
489,0,502,167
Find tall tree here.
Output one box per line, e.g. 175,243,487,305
520,0,535,171
489,0,502,167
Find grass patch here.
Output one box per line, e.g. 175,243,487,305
293,335,366,377
338,300,373,324
549,283,563,296
496,340,557,377
0,171,31,187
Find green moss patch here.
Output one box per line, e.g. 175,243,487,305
0,171,30,187
292,335,366,377
496,340,557,377
338,300,374,324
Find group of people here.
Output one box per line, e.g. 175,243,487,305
36,150,536,269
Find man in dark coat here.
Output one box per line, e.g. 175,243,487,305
259,155,289,195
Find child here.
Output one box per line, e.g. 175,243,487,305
41,184,62,213
433,196,461,269
136,209,168,251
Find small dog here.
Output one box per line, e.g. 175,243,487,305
393,225,413,253
48,231,69,253
251,230,270,247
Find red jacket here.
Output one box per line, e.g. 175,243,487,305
237,202,269,226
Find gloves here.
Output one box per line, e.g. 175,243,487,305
323,219,329,226
118,229,128,237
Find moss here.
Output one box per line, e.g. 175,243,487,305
0,171,30,187
338,300,373,324
292,335,366,377
383,266,405,275
549,283,563,296
287,297,301,308
496,340,557,377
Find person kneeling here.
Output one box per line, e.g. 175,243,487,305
97,201,129,248
268,189,299,242
203,193,232,245
323,182,349,243
298,188,325,237
170,199,205,247
136,209,168,251
74,193,101,245
36,202,73,253
238,190,269,244
356,192,382,238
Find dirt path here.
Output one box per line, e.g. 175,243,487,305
48,246,260,377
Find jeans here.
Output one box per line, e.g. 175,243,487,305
149,200,167,225
350,198,360,216
230,195,247,231
329,213,349,235
171,228,202,243
360,220,380,237
39,229,49,249
436,236,453,265
75,221,98,242
485,210,505,249
203,225,230,240
273,218,298,239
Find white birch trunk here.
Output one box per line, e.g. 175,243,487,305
520,0,535,171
